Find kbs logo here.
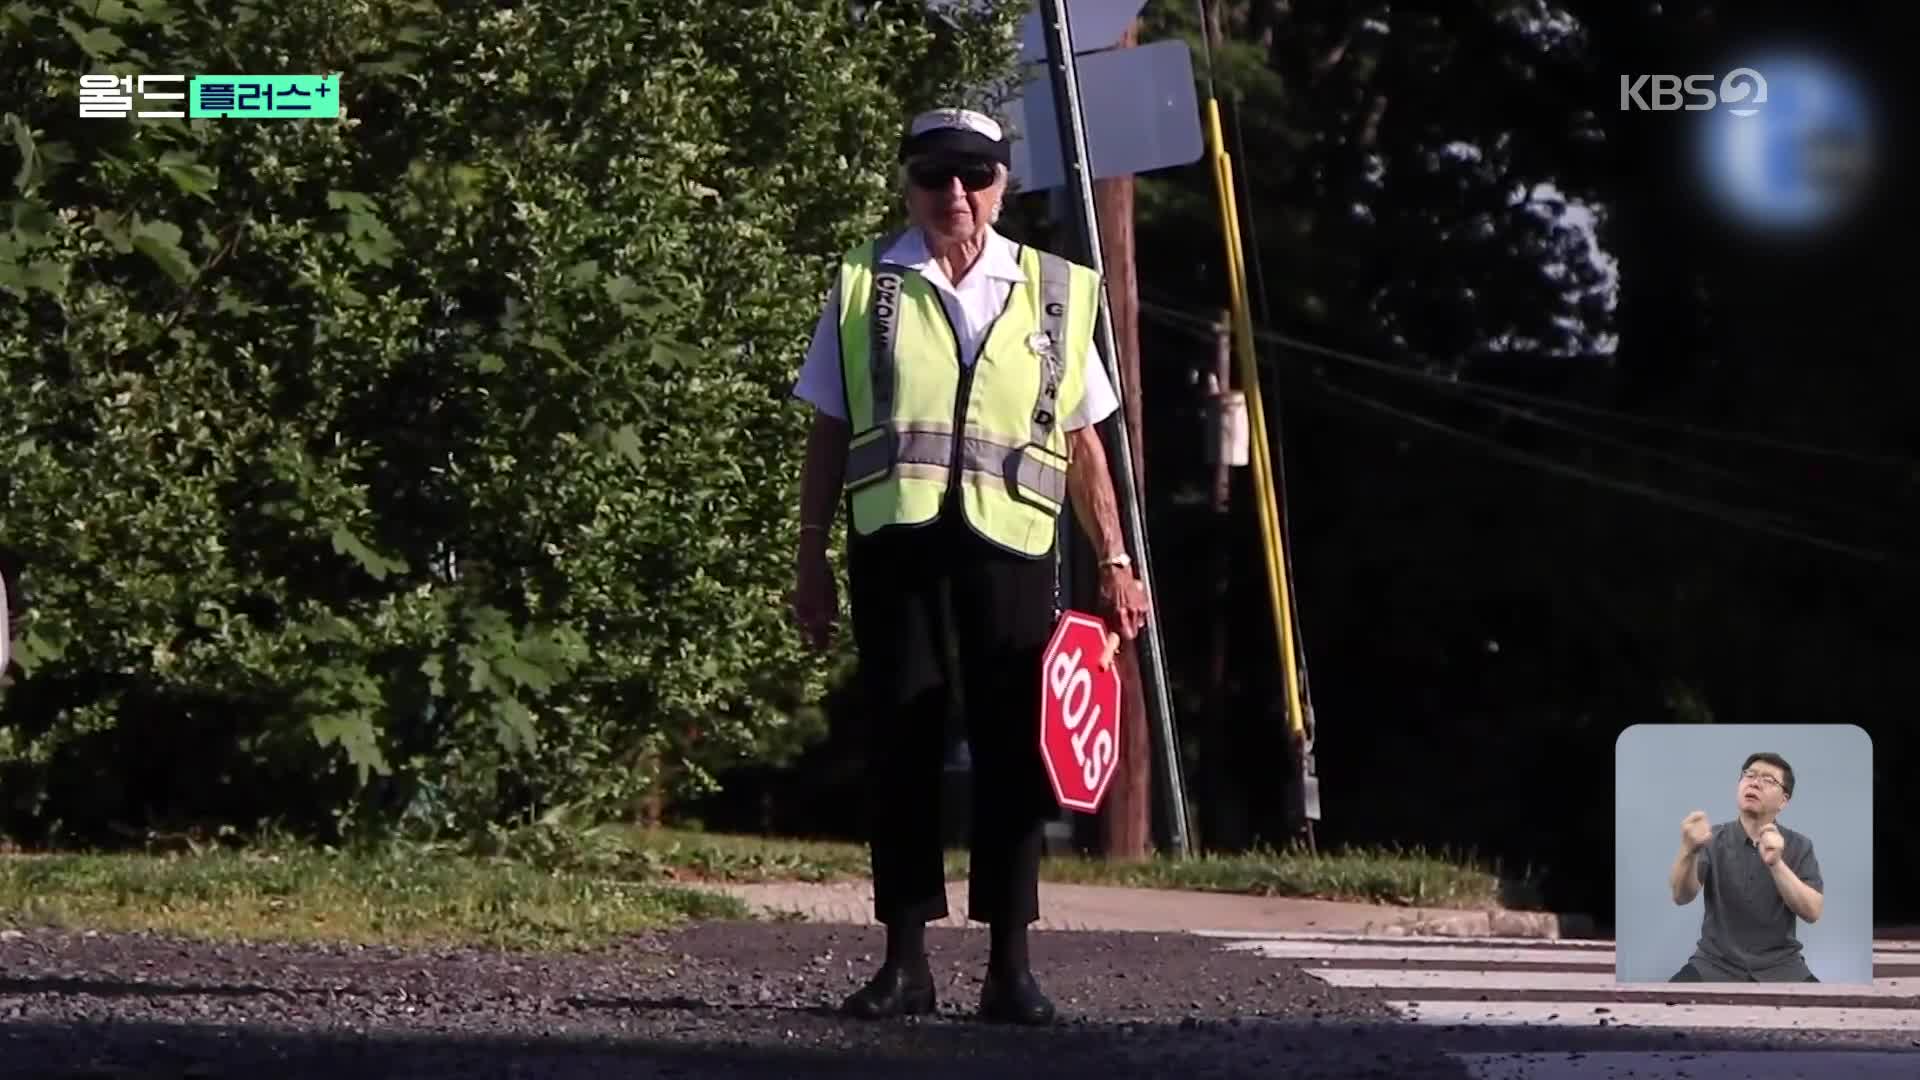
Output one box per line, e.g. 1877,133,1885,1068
1620,69,1768,117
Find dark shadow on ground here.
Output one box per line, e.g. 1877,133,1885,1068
1,1014,1913,1080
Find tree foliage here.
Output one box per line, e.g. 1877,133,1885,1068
0,0,1025,843
1114,0,1912,920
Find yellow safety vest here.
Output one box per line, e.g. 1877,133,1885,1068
837,232,1102,558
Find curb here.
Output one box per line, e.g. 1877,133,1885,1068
683,879,1599,941
1385,908,1600,940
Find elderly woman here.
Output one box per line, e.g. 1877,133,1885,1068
788,107,1150,1025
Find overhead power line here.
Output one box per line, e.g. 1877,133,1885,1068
1134,299,1912,569
1154,306,1903,532
1308,381,1906,568
1137,297,1919,472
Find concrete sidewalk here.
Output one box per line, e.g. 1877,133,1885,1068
688,878,1600,939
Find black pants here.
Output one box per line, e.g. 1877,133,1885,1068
847,511,1059,927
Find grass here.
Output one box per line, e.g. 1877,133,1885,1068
623,826,1519,910
618,826,876,883
0,827,1520,950
0,845,745,950
1027,845,1518,908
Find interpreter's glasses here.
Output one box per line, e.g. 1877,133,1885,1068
1741,769,1783,790
908,159,999,192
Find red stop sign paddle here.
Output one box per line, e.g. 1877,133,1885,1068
1038,609,1121,813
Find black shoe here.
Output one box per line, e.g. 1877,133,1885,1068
840,964,936,1019
978,969,1055,1025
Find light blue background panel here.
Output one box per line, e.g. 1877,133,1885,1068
1613,723,1874,984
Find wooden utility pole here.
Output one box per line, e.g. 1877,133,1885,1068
1093,19,1152,861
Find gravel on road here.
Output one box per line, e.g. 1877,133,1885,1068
2,923,1914,1079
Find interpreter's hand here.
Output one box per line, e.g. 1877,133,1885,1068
790,548,838,651
1758,823,1785,867
1099,564,1150,641
1680,810,1712,853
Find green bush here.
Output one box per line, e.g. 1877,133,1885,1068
0,0,1024,845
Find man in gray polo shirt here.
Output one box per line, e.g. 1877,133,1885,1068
1667,752,1826,981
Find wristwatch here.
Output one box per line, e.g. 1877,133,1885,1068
1098,552,1131,572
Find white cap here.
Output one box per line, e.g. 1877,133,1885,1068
899,107,1009,165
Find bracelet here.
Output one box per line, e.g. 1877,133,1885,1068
1098,552,1131,570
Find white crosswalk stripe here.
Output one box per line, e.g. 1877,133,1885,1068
1452,1051,1920,1079
1311,968,1919,996
1399,1000,1920,1031
1195,930,1920,1080
1212,937,1918,968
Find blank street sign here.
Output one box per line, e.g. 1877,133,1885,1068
1005,37,1205,192
927,0,1145,58
1016,0,1148,61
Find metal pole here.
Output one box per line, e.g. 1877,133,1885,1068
1036,0,1191,857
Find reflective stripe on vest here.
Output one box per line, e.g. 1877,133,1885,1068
865,230,910,441
845,426,1068,508
836,235,1097,557
1030,250,1071,448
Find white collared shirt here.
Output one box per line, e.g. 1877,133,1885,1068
791,226,1119,431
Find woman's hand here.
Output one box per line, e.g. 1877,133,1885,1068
1098,563,1150,641
791,547,838,651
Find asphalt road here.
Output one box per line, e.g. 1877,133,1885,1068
2,923,1916,1078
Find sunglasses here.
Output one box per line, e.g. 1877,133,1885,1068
907,159,999,192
